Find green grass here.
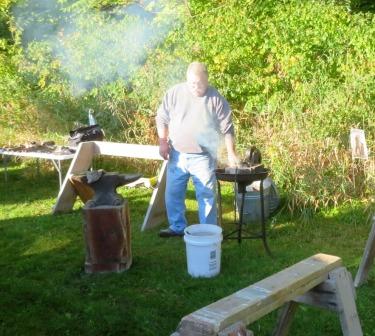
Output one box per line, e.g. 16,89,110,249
1,161,375,335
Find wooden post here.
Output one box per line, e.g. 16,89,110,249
53,141,96,213
272,301,299,336
82,200,132,273
354,215,375,287
141,160,167,231
329,267,363,336
293,277,340,312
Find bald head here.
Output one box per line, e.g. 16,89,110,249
187,62,208,77
186,62,209,97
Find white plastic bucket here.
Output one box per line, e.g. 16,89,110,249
183,224,223,278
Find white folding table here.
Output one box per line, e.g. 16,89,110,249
1,149,75,189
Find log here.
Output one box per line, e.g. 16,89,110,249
82,201,132,273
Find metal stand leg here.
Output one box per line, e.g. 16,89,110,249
217,181,223,227
222,182,243,240
219,178,272,255
260,180,272,256
238,190,245,244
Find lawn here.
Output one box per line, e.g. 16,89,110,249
0,159,374,335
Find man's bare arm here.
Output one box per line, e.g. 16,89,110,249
224,133,240,167
157,126,170,160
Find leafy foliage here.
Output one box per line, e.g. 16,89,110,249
1,0,374,212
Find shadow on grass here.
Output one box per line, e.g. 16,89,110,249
0,207,277,336
0,210,132,335
0,166,64,204
0,204,185,335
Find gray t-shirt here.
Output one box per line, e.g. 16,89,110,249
156,83,234,155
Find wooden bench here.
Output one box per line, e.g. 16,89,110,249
354,214,375,287
173,253,362,336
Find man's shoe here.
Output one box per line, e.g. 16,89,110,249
159,228,184,238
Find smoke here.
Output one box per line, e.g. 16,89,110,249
196,111,222,161
12,0,183,95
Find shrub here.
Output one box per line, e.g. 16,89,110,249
1,0,374,213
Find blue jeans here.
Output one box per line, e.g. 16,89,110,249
165,149,217,233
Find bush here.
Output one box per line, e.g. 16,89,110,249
1,0,374,213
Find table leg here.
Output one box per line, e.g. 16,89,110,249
36,158,40,178
57,160,62,188
3,155,9,182
50,159,63,188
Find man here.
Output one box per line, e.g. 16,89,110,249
156,62,238,237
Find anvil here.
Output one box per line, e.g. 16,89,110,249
74,169,142,207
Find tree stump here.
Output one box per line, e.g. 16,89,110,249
82,201,132,273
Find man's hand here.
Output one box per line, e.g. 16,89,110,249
159,138,170,160
224,133,240,167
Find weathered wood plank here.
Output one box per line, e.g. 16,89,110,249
82,201,132,273
141,161,167,231
53,141,95,213
177,254,342,336
293,279,339,312
354,215,375,287
330,267,362,336
93,141,162,160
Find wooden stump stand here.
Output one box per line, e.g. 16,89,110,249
83,200,132,273
354,215,375,287
173,254,362,336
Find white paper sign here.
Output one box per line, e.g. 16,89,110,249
350,128,369,160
